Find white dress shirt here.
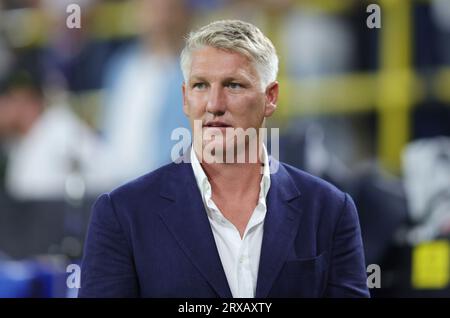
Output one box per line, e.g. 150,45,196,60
190,145,271,298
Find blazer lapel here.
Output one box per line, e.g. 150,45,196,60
255,161,303,298
158,161,232,298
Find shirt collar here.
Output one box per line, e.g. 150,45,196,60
190,144,271,200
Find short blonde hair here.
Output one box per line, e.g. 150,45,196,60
180,19,278,89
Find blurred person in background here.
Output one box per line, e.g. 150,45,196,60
279,2,360,175
39,0,111,92
0,35,13,191
0,68,111,200
0,69,46,199
99,0,191,185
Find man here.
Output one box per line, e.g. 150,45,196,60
79,20,369,298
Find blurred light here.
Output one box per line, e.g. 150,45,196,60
2,8,38,48
64,173,85,203
431,0,450,32
61,236,82,258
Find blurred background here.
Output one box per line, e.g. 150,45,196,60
0,0,450,297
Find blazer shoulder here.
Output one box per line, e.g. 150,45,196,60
279,162,347,206
106,161,181,205
278,162,359,242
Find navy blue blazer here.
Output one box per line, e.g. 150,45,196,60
79,159,369,298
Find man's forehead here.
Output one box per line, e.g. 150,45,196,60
189,46,257,80
192,45,248,57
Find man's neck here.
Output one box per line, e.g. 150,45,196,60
195,144,265,199
202,161,262,196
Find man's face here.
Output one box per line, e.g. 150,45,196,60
182,46,278,161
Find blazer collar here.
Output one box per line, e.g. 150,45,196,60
255,161,303,297
158,160,233,298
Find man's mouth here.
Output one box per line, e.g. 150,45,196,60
203,121,232,128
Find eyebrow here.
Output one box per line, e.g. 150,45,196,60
189,74,253,84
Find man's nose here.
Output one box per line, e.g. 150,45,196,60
206,85,226,116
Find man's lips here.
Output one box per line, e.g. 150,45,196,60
203,121,232,128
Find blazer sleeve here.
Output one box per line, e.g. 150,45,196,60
78,193,139,297
325,193,370,298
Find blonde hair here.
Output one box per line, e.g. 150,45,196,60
180,20,278,89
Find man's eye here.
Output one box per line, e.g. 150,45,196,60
192,83,206,89
227,82,243,89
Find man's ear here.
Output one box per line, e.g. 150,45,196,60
182,83,189,117
264,81,278,117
